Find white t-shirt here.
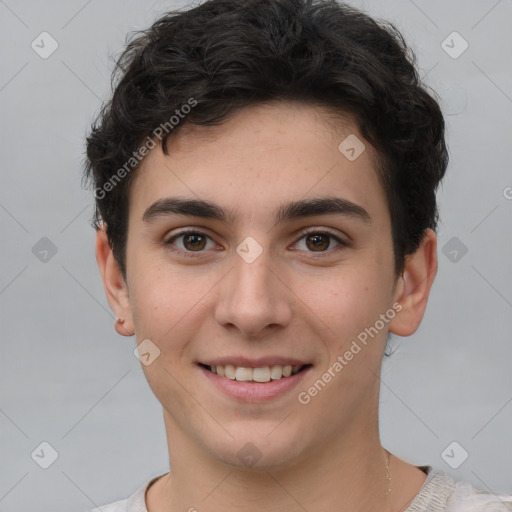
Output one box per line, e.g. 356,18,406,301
87,466,512,512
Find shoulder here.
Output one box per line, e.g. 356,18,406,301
406,467,512,512
445,478,512,512
82,473,166,512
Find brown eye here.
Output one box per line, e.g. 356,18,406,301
182,233,207,251
293,230,346,255
305,233,330,251
166,230,217,255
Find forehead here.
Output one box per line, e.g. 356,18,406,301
128,101,388,227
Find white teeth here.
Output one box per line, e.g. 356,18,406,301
235,367,253,381
224,364,236,380
207,364,304,381
252,367,271,383
270,365,283,380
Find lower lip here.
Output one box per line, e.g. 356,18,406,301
199,365,311,402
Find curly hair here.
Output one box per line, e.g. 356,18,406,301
84,0,448,278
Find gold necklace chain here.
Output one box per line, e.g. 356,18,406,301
385,450,418,512
385,449,392,497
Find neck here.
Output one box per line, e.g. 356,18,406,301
149,411,394,512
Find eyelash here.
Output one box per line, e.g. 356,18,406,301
164,228,348,258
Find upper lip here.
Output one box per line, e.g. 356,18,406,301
199,357,311,368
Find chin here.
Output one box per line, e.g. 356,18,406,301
207,430,307,472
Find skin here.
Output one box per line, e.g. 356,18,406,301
96,101,438,512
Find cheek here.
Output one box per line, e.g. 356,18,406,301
292,266,393,377
297,262,388,323
128,258,219,350
128,261,185,340
128,269,195,398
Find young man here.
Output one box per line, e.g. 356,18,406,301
85,0,512,510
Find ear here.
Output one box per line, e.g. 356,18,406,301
95,225,134,337
388,228,438,337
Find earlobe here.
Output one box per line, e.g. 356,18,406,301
95,226,135,337
389,229,438,337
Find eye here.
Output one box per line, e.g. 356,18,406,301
164,228,347,258
293,229,347,254
165,229,218,255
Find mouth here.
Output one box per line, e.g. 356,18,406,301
197,360,312,402
198,363,311,383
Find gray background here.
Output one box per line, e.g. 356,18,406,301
1,0,511,510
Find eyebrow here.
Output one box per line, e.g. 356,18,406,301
142,196,371,225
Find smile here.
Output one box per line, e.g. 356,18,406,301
198,361,313,402
199,363,310,382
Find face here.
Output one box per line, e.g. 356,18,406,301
121,102,403,469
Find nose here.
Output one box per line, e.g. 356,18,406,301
214,246,293,339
